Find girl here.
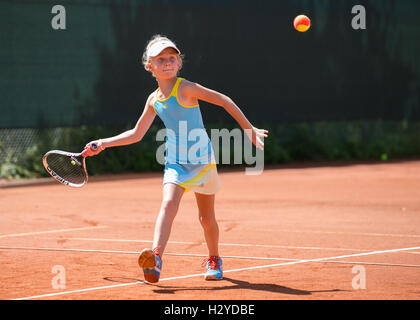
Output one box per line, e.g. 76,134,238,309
84,35,268,283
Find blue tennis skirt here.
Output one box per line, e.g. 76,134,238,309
163,160,221,194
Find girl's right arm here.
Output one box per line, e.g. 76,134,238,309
84,93,156,156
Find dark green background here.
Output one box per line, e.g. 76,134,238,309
1,0,420,129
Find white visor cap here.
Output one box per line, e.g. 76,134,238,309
147,40,181,59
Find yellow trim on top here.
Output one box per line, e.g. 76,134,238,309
176,95,199,108
156,78,182,103
172,77,182,97
174,78,199,108
152,90,158,114
156,78,199,108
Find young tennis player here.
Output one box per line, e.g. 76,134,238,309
84,35,268,283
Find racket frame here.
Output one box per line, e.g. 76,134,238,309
42,144,97,188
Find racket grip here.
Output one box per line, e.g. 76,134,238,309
82,143,98,157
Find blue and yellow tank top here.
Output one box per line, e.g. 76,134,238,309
153,78,213,165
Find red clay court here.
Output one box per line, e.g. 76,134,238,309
1,160,419,300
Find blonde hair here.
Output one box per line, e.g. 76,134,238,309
142,34,183,72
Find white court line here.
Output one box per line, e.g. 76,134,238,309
1,245,420,268
0,246,139,255
48,237,420,256
12,245,420,300
59,237,372,252
281,230,420,238
0,226,108,239
405,251,420,255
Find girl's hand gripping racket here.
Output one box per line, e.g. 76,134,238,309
42,143,98,188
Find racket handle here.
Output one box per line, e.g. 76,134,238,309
82,143,98,157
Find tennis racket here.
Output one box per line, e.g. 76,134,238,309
42,143,98,188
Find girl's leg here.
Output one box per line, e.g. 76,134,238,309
138,183,184,283
195,192,219,257
195,192,223,280
152,182,185,257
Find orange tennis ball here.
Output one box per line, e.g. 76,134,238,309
294,15,311,32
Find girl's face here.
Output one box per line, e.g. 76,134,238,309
148,47,181,80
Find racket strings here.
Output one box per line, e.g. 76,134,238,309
45,153,86,185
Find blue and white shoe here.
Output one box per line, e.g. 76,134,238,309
203,256,223,280
138,247,162,283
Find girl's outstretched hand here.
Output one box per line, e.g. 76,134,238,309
83,140,105,157
245,127,268,151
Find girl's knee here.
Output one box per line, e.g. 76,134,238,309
199,212,217,228
160,199,180,215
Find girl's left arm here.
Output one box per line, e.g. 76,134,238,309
183,82,268,150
